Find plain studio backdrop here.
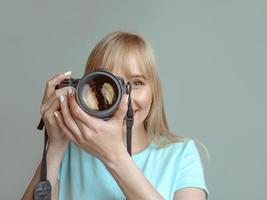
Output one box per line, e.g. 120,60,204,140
0,1,266,199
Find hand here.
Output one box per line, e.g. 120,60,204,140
54,88,129,164
40,72,72,146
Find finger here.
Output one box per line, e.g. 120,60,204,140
111,94,129,123
73,117,93,141
54,111,79,144
42,71,72,104
40,87,70,116
59,94,84,144
42,97,60,121
68,89,102,130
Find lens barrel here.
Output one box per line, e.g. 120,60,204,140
57,70,126,119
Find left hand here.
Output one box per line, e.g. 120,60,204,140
55,87,129,164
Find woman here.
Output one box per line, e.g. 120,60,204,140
22,31,209,200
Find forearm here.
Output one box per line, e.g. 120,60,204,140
46,143,67,194
21,142,67,200
104,150,165,200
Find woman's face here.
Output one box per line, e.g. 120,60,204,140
111,61,153,130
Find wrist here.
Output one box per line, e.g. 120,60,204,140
48,139,68,148
47,141,68,155
103,148,130,169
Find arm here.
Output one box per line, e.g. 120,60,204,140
173,188,206,200
21,142,67,200
103,150,165,200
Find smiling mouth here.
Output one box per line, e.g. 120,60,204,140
123,110,137,120
129,110,137,118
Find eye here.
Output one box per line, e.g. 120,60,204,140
131,80,144,89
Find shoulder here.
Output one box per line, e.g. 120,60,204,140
176,139,200,157
145,139,199,165
151,138,205,176
157,139,198,158
169,139,204,167
171,138,197,149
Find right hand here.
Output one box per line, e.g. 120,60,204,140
40,72,72,146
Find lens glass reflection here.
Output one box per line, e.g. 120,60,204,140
81,76,118,111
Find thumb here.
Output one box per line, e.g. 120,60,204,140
112,94,129,122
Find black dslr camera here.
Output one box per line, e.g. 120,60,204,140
55,69,132,119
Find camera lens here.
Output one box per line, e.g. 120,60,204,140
81,75,117,111
76,70,124,119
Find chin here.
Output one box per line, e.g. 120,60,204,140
122,120,141,129
122,111,147,129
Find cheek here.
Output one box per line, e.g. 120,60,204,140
132,89,152,109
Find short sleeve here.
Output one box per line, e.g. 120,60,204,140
175,140,209,199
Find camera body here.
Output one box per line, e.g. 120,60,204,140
56,70,128,119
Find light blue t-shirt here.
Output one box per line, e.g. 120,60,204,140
58,139,209,200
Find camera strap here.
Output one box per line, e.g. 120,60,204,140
33,95,134,200
33,119,52,200
126,83,134,156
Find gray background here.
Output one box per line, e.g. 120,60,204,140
0,0,266,199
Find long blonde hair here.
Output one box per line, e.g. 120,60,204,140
84,31,186,147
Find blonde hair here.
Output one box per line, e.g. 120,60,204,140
84,31,187,147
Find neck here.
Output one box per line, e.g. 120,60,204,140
123,124,150,155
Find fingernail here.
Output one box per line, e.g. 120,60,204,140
54,111,58,118
59,95,64,102
68,87,73,96
126,95,129,104
64,71,72,76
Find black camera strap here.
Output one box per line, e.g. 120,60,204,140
126,83,133,156
33,120,52,200
33,89,134,200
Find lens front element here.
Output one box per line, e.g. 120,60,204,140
80,73,118,111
